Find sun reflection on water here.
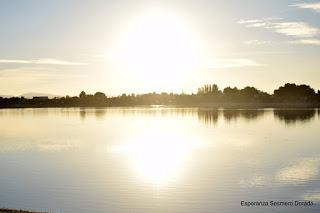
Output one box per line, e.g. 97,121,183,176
112,128,199,186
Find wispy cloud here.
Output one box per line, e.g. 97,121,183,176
290,2,320,12
0,67,87,78
208,58,263,69
239,19,320,38
244,40,271,45
0,58,87,66
271,22,319,37
238,17,282,25
289,39,320,46
36,59,87,65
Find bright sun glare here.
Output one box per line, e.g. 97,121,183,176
111,9,203,87
111,125,199,186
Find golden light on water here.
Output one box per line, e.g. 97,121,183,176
112,126,199,186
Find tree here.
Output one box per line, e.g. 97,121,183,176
197,84,220,95
79,91,86,98
94,92,106,98
274,83,316,102
223,87,239,96
240,86,260,98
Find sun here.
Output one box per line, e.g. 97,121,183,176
110,8,203,88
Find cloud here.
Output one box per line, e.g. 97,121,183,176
244,40,271,45
0,58,87,66
238,19,263,24
271,22,319,37
290,39,320,45
0,67,87,79
208,58,263,69
35,59,87,65
290,2,320,12
238,17,282,24
239,19,320,38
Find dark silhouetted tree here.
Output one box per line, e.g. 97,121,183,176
274,83,316,102
79,91,86,98
94,92,106,98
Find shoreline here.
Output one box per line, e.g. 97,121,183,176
0,103,319,109
0,209,46,213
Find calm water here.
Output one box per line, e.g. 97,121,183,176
0,108,319,213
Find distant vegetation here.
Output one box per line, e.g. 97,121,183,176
0,83,320,108
0,209,46,213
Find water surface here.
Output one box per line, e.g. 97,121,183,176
0,108,319,213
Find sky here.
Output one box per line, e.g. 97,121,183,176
0,0,320,96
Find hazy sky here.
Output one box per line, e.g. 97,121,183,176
0,0,320,96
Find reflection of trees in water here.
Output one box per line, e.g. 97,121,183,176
274,109,316,124
223,110,265,122
79,109,86,120
78,108,317,125
79,108,107,120
94,109,106,119
197,109,265,125
78,107,198,120
116,108,197,118
198,110,219,125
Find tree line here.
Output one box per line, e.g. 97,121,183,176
1,83,320,108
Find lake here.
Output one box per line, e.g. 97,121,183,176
0,108,319,213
